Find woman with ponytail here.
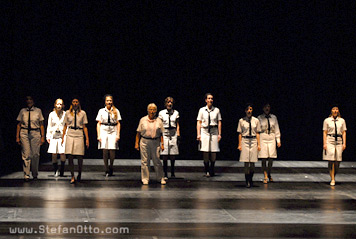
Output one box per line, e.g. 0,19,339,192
96,95,122,177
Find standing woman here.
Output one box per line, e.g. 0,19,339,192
96,94,122,177
323,105,346,186
258,103,281,183
62,98,89,184
16,96,45,181
158,97,180,179
196,93,222,177
46,98,66,177
237,104,261,188
135,103,166,185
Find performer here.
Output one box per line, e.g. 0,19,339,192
237,104,261,188
158,97,180,179
323,105,346,186
135,103,166,185
196,93,222,177
62,98,89,184
258,103,281,183
16,96,45,181
46,98,66,177
96,94,122,177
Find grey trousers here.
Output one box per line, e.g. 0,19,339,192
140,138,164,183
20,130,41,178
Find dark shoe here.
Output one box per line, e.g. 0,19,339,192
109,167,114,176
250,173,254,188
245,174,250,188
171,173,176,178
204,162,210,175
60,162,65,177
33,177,38,181
77,173,81,182
53,163,58,176
210,162,215,177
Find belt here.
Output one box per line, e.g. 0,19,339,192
21,127,40,131
204,125,218,128
242,136,256,139
327,134,342,137
141,136,160,140
164,127,176,129
101,123,118,126
69,126,83,130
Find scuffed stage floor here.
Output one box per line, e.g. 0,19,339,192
0,160,355,238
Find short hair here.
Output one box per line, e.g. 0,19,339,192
26,96,34,101
204,93,213,99
147,103,157,111
104,94,113,101
262,102,270,108
245,103,253,111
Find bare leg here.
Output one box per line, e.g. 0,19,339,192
328,161,335,185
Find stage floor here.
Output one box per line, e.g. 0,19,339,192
0,160,356,238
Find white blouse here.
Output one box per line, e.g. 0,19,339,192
158,109,179,128
197,106,222,128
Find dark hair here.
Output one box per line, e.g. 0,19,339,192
26,96,33,101
104,94,113,101
262,102,270,108
204,93,213,99
245,103,253,111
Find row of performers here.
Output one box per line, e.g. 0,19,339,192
16,94,346,187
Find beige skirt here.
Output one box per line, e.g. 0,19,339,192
239,138,258,162
199,127,219,152
65,136,85,155
323,136,343,161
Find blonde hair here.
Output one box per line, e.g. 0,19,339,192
147,103,157,112
105,95,118,120
69,99,81,116
53,98,64,117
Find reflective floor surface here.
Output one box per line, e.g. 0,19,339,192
0,159,355,238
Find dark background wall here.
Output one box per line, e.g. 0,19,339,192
1,1,355,173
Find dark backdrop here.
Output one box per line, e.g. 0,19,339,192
1,1,355,173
